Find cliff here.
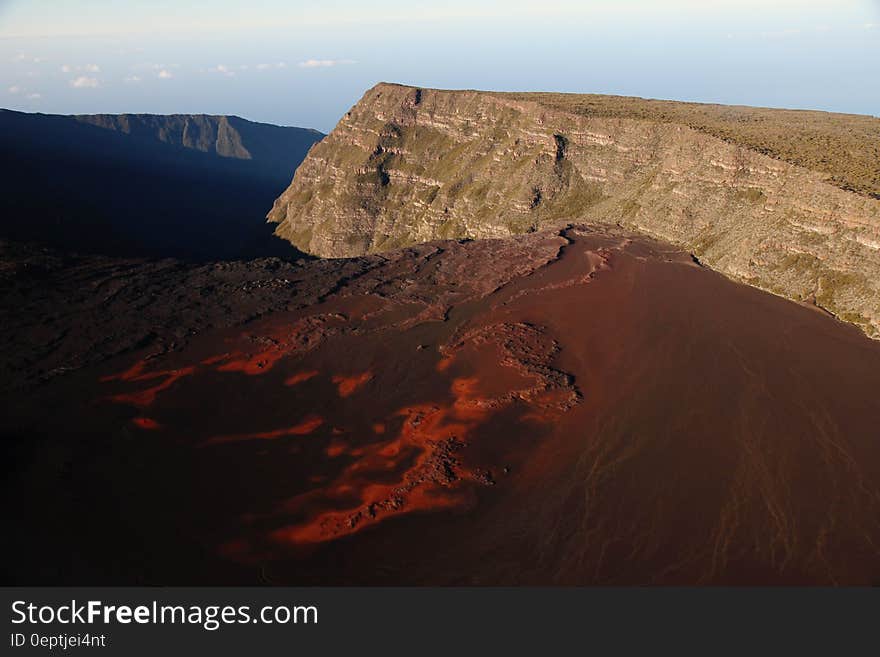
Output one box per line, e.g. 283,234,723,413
267,83,880,338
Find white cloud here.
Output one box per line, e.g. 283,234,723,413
70,76,99,88
138,63,180,72
7,84,41,99
206,61,288,74
13,53,46,64
8,84,41,99
255,62,287,70
297,58,356,68
62,63,100,73
124,75,142,83
157,69,173,79
759,28,801,39
866,23,877,29
208,64,235,76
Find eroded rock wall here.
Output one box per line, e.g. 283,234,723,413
268,83,880,337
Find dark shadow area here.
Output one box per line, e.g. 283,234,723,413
0,109,323,261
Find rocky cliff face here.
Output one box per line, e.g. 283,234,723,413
268,83,880,338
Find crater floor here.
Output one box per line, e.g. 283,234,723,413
3,227,880,584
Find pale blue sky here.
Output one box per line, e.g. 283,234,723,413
1,0,878,131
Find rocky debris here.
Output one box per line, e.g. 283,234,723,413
442,322,582,413
0,227,567,393
0,241,344,391
300,436,470,540
279,321,582,542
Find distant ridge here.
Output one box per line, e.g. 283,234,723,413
1,109,324,260
75,113,323,177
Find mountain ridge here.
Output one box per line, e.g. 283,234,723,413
1,109,323,260
74,112,323,170
268,82,880,338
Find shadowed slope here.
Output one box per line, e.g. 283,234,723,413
75,113,323,179
1,109,323,260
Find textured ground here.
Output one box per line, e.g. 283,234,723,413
3,227,880,585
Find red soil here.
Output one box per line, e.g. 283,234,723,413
200,415,324,446
331,371,373,398
102,361,196,408
131,417,162,430
284,370,319,386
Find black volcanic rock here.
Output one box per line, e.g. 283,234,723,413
0,109,323,261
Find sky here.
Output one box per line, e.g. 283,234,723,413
1,0,878,131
